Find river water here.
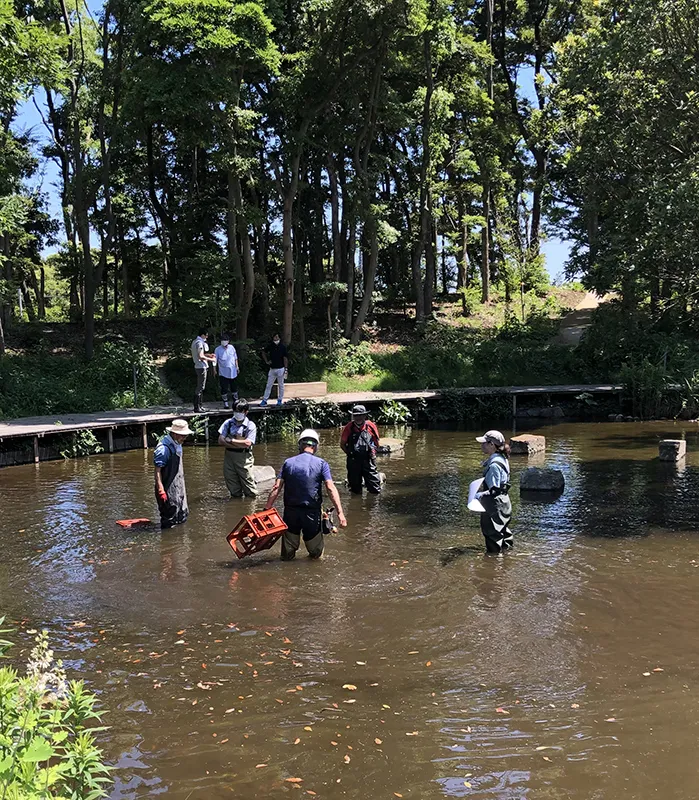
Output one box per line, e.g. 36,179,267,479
2,421,699,799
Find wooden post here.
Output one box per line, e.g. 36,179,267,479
33,436,39,464
205,417,210,443
107,428,114,453
512,393,517,418
142,423,148,449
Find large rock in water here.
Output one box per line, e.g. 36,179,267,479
252,465,277,491
659,440,686,462
377,438,405,455
519,467,565,492
510,434,546,455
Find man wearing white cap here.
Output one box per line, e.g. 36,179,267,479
153,418,193,529
265,429,347,560
475,429,513,553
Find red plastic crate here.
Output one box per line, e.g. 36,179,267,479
226,509,288,559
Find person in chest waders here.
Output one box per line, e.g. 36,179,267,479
154,419,193,529
340,405,382,494
475,430,513,553
218,400,257,498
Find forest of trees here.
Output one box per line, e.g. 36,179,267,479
1,0,698,358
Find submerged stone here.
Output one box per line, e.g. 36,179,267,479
658,440,686,462
519,467,565,492
252,465,277,490
377,438,405,455
510,434,546,455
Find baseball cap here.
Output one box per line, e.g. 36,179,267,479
476,430,505,445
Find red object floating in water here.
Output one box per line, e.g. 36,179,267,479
227,509,287,559
116,518,153,529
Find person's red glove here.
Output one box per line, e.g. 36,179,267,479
158,490,168,503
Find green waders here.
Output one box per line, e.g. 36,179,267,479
223,448,257,498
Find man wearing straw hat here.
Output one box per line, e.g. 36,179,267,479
154,418,193,529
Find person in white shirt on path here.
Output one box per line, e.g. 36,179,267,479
214,333,239,409
191,327,215,411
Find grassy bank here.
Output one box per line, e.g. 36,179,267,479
3,288,699,421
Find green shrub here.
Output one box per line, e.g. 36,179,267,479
330,338,377,377
378,399,411,424
0,620,112,799
59,430,104,459
0,342,168,419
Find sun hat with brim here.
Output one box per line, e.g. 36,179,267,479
351,404,368,416
167,418,194,436
476,429,505,445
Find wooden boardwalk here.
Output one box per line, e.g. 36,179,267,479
0,384,625,466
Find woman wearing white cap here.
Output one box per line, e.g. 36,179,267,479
153,418,193,529
475,430,513,553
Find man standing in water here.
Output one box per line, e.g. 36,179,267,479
265,429,347,560
218,399,257,498
191,327,215,411
340,405,382,494
154,418,193,529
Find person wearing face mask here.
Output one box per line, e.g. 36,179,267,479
214,332,239,410
259,333,288,407
191,327,215,411
475,430,513,553
218,399,258,498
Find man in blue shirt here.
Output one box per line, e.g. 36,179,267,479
214,332,239,409
153,418,193,529
265,429,347,560
218,399,257,498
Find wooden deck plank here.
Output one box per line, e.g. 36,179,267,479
0,384,627,442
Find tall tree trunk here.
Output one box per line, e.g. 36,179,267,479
344,216,357,338
481,0,494,303
423,215,436,315
21,281,36,321
39,267,46,318
327,156,342,321
227,170,244,323
1,233,12,331
351,216,378,344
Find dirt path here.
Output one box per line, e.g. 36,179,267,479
555,291,608,346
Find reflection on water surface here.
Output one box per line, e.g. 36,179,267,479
2,420,699,799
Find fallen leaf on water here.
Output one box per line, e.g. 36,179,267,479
653,667,664,672
255,764,267,769
294,738,301,745
275,699,284,704
382,704,391,709
220,738,228,744
605,717,616,723
285,777,303,783
201,663,207,669
304,726,313,731
265,631,273,636
571,704,580,709
356,661,366,665
464,781,472,788
344,700,357,704
177,630,185,635
406,731,418,736
536,746,555,751
543,756,551,762
343,755,350,764
643,672,651,677
331,741,338,746
306,792,317,796
72,621,87,629
343,684,357,691
495,708,509,715
296,685,303,691
374,738,382,745
425,661,432,667
225,708,235,714
284,637,292,644
175,640,185,645
394,794,403,798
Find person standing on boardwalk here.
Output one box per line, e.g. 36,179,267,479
214,333,239,409
340,405,382,494
265,429,347,560
191,328,215,411
218,400,257,498
475,430,513,553
260,333,288,407
154,418,193,529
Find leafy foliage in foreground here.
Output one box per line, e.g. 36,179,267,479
0,620,112,799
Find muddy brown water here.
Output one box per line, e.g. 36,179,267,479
2,421,699,799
